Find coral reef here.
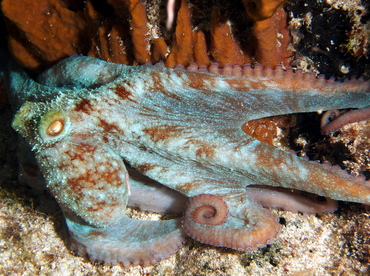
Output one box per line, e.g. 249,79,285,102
1,0,88,71
1,0,293,71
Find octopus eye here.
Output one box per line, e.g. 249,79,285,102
38,110,70,142
47,120,64,136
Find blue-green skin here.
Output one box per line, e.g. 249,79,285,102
4,56,370,267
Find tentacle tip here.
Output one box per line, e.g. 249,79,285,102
184,194,229,226
68,222,186,268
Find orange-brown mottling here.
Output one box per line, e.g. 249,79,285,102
251,141,368,200
144,125,185,143
253,143,294,180
176,181,200,194
175,179,212,195
191,140,216,159
74,98,94,114
114,85,135,101
136,163,163,173
182,72,220,92
89,230,107,238
195,146,216,159
66,143,98,161
67,177,89,195
86,201,108,212
181,68,269,92
100,170,125,187
147,71,170,97
98,118,121,134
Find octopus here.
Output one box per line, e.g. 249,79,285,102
3,55,370,267
321,106,370,134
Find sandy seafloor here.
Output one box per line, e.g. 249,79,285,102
1,85,370,275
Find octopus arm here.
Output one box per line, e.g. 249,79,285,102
127,166,188,213
182,193,281,251
123,121,370,203
31,56,370,127
66,215,186,267
321,105,370,134
4,58,70,109
124,64,370,128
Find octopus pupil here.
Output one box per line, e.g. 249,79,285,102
47,120,64,136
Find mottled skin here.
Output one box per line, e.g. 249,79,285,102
4,56,370,267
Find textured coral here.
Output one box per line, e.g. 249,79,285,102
242,0,286,21
1,0,293,71
1,0,88,71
